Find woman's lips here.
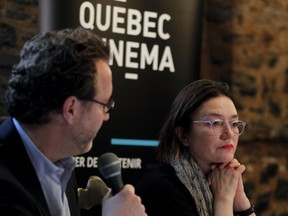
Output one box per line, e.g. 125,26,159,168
220,144,234,150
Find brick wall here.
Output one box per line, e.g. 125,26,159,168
0,0,287,215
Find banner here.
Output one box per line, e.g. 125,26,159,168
39,0,203,197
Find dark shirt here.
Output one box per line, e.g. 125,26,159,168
135,163,198,216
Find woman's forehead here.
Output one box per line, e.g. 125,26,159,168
194,96,237,118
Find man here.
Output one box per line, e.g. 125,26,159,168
0,27,147,216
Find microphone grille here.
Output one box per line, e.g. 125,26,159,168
98,152,121,179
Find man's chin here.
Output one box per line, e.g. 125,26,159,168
79,141,93,155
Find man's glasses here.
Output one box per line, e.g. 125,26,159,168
192,119,246,136
85,98,115,113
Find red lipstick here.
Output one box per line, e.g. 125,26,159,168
221,144,233,150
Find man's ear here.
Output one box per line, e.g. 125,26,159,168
175,126,189,146
62,96,78,124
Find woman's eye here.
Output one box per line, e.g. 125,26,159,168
211,120,222,127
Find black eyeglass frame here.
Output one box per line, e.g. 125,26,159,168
84,98,115,113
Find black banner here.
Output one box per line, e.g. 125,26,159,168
39,0,203,190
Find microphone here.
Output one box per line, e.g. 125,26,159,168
78,176,109,209
98,152,124,195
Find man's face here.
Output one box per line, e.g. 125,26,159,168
73,59,113,154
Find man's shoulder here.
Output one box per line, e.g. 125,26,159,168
0,117,15,143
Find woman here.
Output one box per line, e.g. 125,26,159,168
136,79,256,216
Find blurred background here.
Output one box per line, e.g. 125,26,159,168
0,0,287,215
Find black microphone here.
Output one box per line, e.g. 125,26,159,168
78,176,109,209
98,152,124,195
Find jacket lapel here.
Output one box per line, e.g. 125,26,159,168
0,118,51,215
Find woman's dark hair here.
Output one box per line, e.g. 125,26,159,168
5,27,110,124
157,79,234,163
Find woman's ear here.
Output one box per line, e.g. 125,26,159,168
175,126,189,146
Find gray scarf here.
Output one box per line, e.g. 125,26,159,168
171,151,213,216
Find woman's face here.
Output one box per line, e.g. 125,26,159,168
186,96,240,174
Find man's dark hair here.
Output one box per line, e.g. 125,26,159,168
5,27,110,124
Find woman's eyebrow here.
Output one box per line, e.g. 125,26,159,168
202,113,239,119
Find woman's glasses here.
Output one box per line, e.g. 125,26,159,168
192,119,246,135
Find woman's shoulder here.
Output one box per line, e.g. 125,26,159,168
135,163,198,216
135,163,187,195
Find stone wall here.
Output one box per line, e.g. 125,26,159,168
0,0,38,121
202,0,288,142
0,0,287,215
202,1,288,215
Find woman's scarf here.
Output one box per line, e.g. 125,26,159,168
171,151,213,216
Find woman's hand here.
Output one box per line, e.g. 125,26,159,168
209,159,245,200
227,159,253,212
209,158,253,214
208,158,246,216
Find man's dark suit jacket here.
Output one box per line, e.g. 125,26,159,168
0,118,80,216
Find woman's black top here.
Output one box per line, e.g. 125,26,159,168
135,163,198,216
